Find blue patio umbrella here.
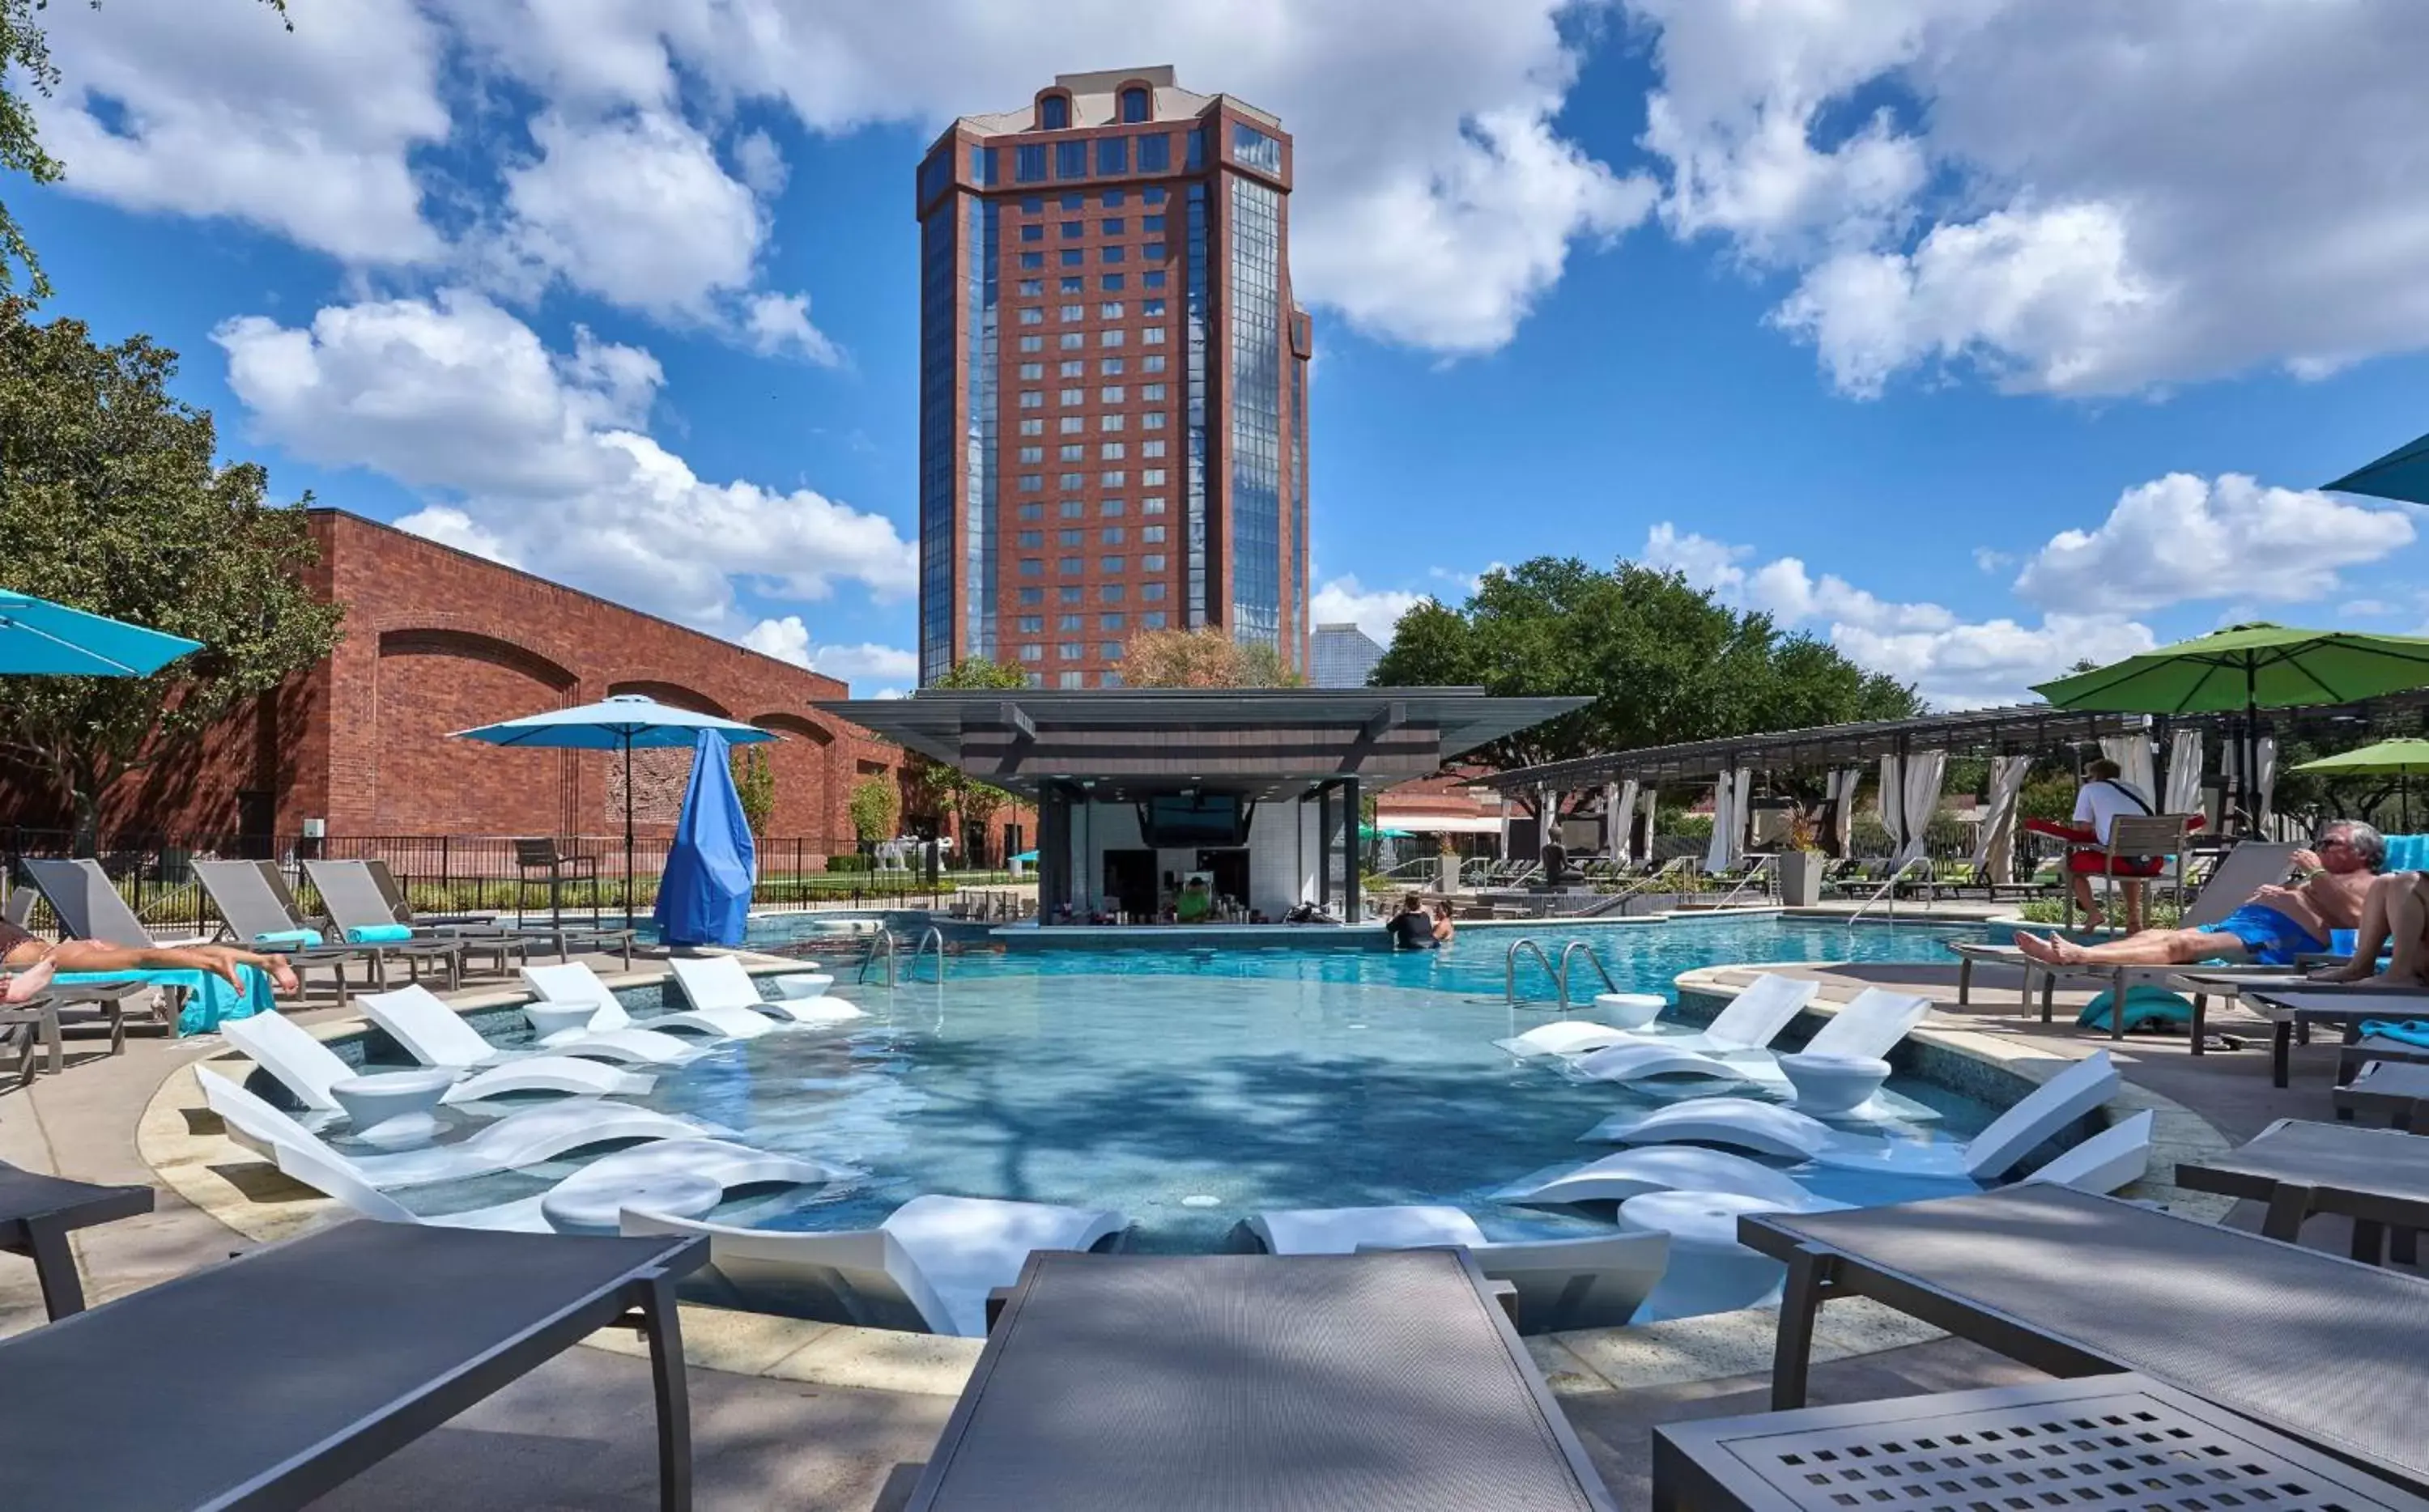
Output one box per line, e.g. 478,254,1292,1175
0,591,202,676
453,694,778,928
2323,428,2429,505
656,729,756,948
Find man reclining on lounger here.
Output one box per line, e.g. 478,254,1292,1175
2014,820,2382,968
0,915,300,1001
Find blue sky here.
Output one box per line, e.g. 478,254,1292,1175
15,1,2429,703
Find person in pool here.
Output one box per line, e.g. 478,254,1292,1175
2013,820,2382,969
1385,894,1437,949
0,914,302,999
1429,899,1457,945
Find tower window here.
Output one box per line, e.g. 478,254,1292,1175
1039,94,1070,130
1120,87,1151,123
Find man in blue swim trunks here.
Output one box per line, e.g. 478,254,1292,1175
2014,821,2382,969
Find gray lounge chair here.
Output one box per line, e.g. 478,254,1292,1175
19,857,214,1032
903,1249,1620,1510
0,1220,708,1508
1742,1184,2429,1491
0,978,151,1083
0,1158,153,1319
364,857,634,966
300,860,498,983
190,859,389,1002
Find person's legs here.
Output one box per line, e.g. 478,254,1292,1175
2380,876,2429,987
2069,872,2105,927
3,955,55,1003
2014,926,2241,966
2122,879,2147,932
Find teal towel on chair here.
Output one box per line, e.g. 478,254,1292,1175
52,966,274,1036
343,924,413,945
2360,1019,2429,1050
253,928,323,948
2078,985,2197,1034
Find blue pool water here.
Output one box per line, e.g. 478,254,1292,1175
383,916,1997,1253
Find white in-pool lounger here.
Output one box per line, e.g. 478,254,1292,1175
1241,1205,1673,1333
197,1067,706,1189
1567,986,1929,1089
222,1004,655,1108
360,985,708,1070
270,1135,836,1234
1500,1106,2155,1208
1495,975,1818,1061
621,1194,1128,1336
521,962,778,1040
1579,1051,2123,1179
667,955,864,1026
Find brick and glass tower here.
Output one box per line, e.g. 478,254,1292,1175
915,66,1313,687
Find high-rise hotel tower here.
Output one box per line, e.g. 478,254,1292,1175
915,66,1312,686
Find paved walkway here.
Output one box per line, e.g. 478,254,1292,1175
0,944,2403,1508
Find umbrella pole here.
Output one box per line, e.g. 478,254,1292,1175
623,736,636,933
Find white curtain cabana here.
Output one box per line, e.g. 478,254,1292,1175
1875,754,1904,859
1704,769,1743,873
2099,734,2157,801
1825,767,1863,853
1973,755,2034,881
1896,751,1946,867
2163,728,2204,814
1610,779,1639,864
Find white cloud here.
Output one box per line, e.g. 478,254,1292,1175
1309,575,1424,646
738,291,843,365
392,505,518,566
738,615,814,666
1641,523,1752,593
1627,0,2429,394
2340,599,2397,618
731,128,789,197
35,0,449,262
736,618,912,690
1972,547,2013,574
214,290,914,631
2015,473,2416,615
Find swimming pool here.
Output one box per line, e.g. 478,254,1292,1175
376,918,1998,1257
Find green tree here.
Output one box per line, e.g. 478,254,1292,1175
730,744,774,833
0,297,344,843
846,775,899,845
1123,626,1306,687
924,656,1028,864
1371,557,1922,771
2,0,291,296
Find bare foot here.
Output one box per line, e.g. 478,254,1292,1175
2310,960,2380,983
4,956,56,1002
2014,931,2062,964
2079,910,2106,932
2366,970,2429,990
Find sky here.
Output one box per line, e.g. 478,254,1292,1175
13,0,2429,706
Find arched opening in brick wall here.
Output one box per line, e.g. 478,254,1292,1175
602,680,730,830
373,629,581,834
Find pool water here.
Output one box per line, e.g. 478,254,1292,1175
376,917,1999,1251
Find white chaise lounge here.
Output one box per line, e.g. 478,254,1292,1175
521,962,778,1041
1567,985,1929,1088
666,956,864,1026
1494,975,1819,1062
1500,1105,2155,1208
223,1005,656,1108
197,1067,705,1189
1580,1051,2124,1179
360,985,708,1070
621,1193,1127,1336
268,1135,835,1233
1242,1205,1672,1333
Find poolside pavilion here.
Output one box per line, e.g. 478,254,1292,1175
818,687,1584,925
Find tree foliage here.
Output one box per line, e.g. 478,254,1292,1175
920,656,1028,862
846,775,899,844
730,744,774,833
2,0,291,297
1370,557,1924,770
1121,626,1305,688
0,296,344,835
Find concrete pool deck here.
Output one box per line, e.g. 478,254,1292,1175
0,942,2410,1508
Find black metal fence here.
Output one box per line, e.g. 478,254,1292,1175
0,828,1023,936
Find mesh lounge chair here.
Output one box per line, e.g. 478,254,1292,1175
359,983,709,1070
622,1193,1128,1336
219,1002,657,1108
522,961,777,1040
0,1158,152,1319
1241,1204,1672,1333
364,857,635,966
19,856,249,1031
1566,985,1929,1088
198,1064,704,1189
666,954,864,1026
303,860,518,980
1,978,151,1083
1583,1050,2124,1179
190,858,390,1002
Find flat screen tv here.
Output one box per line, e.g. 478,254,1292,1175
1140,792,1250,847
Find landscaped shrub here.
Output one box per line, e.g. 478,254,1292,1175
823,853,871,873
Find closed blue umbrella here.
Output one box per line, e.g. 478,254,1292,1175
453,694,778,928
0,591,202,676
656,729,755,948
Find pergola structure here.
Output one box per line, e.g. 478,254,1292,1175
817,687,1585,923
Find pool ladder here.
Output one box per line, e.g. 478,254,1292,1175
858,925,947,987
1504,937,1619,1010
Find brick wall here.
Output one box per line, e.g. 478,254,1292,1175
0,511,902,850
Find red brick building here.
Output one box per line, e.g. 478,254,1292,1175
1,511,904,855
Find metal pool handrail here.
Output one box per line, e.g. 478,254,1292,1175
1846,856,1929,925
858,929,897,987
908,925,947,983
1505,938,1560,1005
1557,941,1619,1004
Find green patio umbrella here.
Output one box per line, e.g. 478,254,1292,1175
2323,428,2429,506
1359,823,1414,841
2032,622,2429,824
2292,737,2429,829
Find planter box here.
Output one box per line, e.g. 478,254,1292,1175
1778,852,1825,907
